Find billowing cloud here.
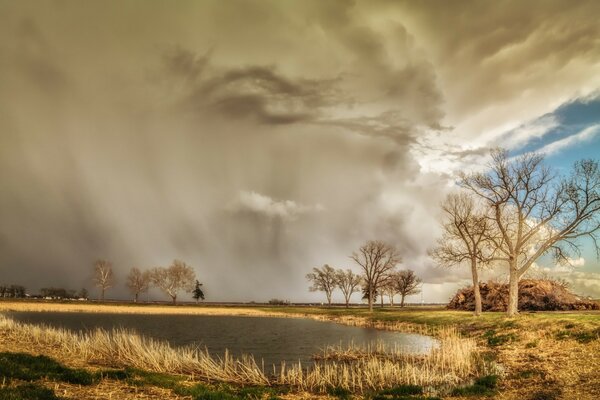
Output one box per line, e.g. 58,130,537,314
0,1,598,303
228,191,323,221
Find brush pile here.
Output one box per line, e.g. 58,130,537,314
448,279,599,311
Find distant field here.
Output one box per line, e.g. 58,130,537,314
0,300,272,316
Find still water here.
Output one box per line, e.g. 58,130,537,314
8,311,437,367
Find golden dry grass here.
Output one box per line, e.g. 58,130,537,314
0,301,272,316
0,313,484,394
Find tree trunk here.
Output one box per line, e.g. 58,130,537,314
471,258,482,316
327,293,332,307
380,294,384,307
390,294,394,307
172,295,177,305
101,288,105,301
507,262,519,316
345,296,350,308
368,293,373,312
400,294,406,308
134,293,139,303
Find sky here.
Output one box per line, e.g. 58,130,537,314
1,0,600,303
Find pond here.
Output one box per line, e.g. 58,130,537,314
7,311,437,367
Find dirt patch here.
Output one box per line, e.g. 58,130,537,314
448,279,599,312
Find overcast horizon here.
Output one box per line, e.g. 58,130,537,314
1,0,600,304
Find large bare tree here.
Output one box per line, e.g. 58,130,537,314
125,267,150,303
392,269,422,307
150,260,196,304
93,259,114,301
461,149,600,316
335,268,362,308
306,264,337,306
350,240,401,312
430,192,491,316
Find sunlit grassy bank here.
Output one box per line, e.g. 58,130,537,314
262,306,600,399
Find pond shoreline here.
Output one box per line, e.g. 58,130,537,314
0,300,438,339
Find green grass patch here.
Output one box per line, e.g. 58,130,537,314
554,327,600,343
175,383,285,400
0,352,95,385
120,368,184,390
483,330,518,346
0,383,62,400
451,375,498,397
327,386,352,399
366,385,442,400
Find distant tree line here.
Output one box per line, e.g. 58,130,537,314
306,241,422,311
39,288,88,299
0,284,26,298
93,259,204,304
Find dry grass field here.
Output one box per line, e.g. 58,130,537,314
0,301,599,399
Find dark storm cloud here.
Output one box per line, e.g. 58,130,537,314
0,0,599,303
160,48,341,126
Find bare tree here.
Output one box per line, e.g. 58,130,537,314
461,149,600,316
93,259,114,301
150,260,196,304
335,268,362,308
125,267,150,303
350,240,401,312
381,275,398,307
430,192,491,316
306,264,337,306
392,269,422,307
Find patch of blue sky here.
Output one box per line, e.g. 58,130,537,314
508,94,600,172
503,94,600,274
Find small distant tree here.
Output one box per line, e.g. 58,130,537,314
335,269,362,308
351,240,401,312
93,259,114,301
382,275,398,306
192,280,205,303
78,288,89,299
126,267,151,303
392,269,422,307
150,260,196,304
306,264,337,306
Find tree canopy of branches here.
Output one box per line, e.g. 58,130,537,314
351,240,401,312
461,149,600,316
430,192,490,316
391,269,422,307
150,260,196,304
335,269,362,308
192,280,205,303
93,259,114,301
381,274,398,306
306,264,337,306
125,267,150,303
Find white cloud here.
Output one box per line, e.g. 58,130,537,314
228,191,323,221
503,115,560,149
537,124,600,155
